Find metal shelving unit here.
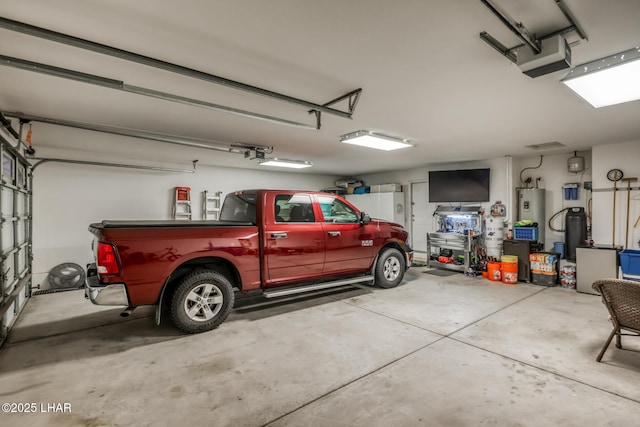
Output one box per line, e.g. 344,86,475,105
427,232,481,272
426,206,483,273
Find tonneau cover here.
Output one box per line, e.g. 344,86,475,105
89,220,254,230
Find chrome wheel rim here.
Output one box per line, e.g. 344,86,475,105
383,256,401,281
184,283,224,322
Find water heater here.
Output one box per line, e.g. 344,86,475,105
518,189,546,244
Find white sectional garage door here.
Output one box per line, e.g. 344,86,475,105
0,128,32,346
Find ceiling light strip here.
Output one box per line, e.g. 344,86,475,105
259,158,313,169
561,46,640,108
340,130,413,151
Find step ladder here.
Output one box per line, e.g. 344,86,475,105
173,186,192,220
203,190,223,220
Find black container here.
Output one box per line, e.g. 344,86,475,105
530,251,560,287
565,207,587,262
503,240,544,282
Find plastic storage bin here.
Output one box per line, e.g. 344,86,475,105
532,272,557,286
620,249,640,280
513,226,539,241
553,242,565,259
529,252,558,286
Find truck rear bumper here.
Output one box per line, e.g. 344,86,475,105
86,275,129,306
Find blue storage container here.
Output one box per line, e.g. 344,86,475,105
620,249,640,277
513,226,538,241
353,186,370,194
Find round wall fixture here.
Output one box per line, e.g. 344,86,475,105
567,151,585,173
607,168,623,181
47,263,86,290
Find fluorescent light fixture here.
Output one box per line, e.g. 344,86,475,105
259,158,313,169
561,46,640,108
340,130,413,151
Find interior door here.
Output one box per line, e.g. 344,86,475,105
317,195,373,274
411,181,429,264
264,193,325,286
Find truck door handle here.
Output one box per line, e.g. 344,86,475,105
328,231,341,237
271,232,288,239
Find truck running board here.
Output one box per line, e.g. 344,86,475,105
263,275,374,299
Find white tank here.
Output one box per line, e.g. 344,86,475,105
485,217,505,258
567,153,585,173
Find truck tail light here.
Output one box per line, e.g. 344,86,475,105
97,243,120,275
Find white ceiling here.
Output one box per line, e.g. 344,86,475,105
1,0,639,175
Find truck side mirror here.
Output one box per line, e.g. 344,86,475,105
360,212,371,225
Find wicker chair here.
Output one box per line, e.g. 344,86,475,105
592,279,640,362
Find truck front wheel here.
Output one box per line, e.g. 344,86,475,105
170,270,234,333
375,248,406,289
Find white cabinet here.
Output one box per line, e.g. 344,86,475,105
345,193,405,227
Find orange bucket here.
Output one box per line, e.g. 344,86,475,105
501,255,518,285
487,261,502,281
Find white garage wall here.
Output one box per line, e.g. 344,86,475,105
31,141,638,291
32,162,335,290
591,140,640,249
358,156,513,241
513,151,593,250
360,152,597,252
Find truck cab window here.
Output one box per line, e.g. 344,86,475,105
274,204,285,222
220,193,257,223
317,196,359,223
275,194,315,222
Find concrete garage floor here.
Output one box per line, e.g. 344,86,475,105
1,267,640,426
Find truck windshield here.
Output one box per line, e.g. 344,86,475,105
220,194,257,223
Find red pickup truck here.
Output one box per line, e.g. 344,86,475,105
86,189,412,333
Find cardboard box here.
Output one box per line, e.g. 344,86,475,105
370,183,402,193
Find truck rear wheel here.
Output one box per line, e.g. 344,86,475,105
375,248,405,289
170,270,234,333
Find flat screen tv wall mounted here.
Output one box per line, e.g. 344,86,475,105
428,168,490,203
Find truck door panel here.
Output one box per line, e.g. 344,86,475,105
264,193,325,285
317,195,374,274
